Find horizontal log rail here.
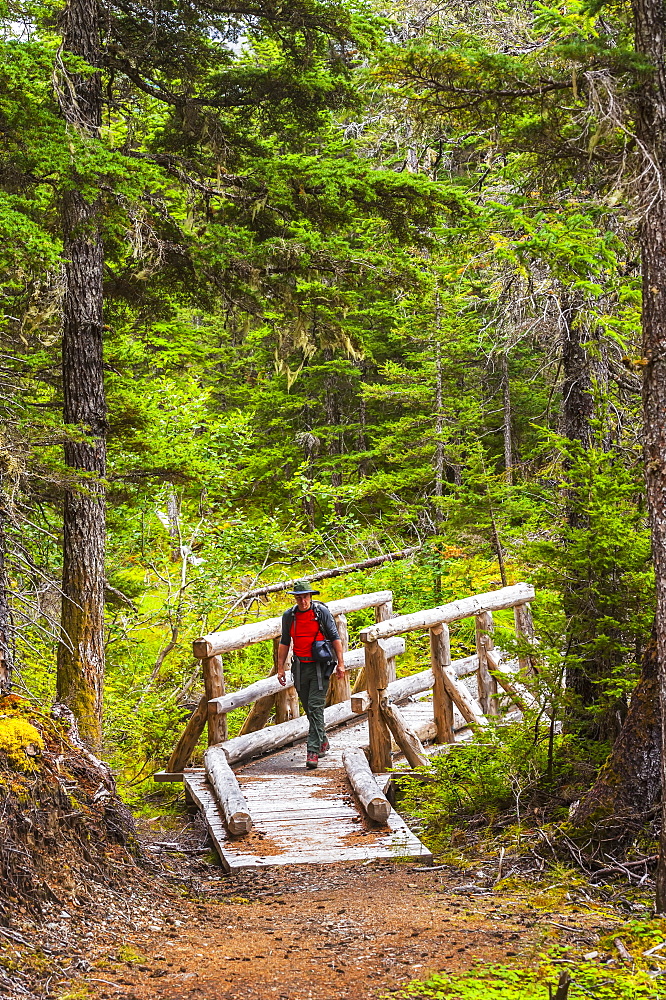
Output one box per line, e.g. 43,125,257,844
360,583,536,771
358,583,534,644
194,590,393,658
209,637,406,715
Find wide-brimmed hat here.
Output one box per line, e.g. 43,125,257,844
288,580,320,595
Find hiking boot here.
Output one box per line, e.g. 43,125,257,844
306,751,319,769
320,738,330,756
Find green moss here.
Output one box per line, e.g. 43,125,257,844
0,717,44,771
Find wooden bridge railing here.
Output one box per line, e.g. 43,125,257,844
158,590,395,778
358,582,536,771
156,583,536,780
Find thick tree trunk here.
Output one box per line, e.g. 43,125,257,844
632,0,666,912
570,629,661,848
55,0,107,745
0,495,13,697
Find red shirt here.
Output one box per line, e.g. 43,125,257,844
290,607,325,659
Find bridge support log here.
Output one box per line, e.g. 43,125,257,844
513,603,537,674
364,639,393,773
327,614,351,705
430,624,455,744
486,649,533,713
343,748,391,824
475,611,498,716
204,746,253,835
274,638,299,724
203,655,227,745
380,698,428,769
167,693,208,773
352,600,396,696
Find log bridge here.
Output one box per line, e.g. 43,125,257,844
156,583,536,871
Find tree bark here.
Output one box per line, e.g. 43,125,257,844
560,297,593,451
631,0,666,911
501,352,513,485
570,629,661,849
55,0,107,746
0,494,13,697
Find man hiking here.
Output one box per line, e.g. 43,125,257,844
276,581,345,769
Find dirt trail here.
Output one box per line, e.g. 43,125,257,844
79,861,592,1000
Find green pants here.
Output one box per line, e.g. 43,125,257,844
296,660,326,755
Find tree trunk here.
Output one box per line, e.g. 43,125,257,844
501,352,513,485
0,494,13,697
632,0,666,912
560,297,593,451
55,0,107,746
324,363,344,516
559,296,598,719
570,629,661,850
433,297,445,527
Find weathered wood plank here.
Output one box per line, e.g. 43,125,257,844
359,583,535,643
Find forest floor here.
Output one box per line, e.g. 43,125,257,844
3,806,660,1000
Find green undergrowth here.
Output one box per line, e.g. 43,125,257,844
394,961,666,999
396,716,611,857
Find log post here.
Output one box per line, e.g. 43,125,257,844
513,602,537,674
364,638,392,772
274,637,299,723
485,649,530,713
475,611,498,716
203,655,227,745
167,693,208,773
375,600,396,682
327,614,351,705
430,624,455,743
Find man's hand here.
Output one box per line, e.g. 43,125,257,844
335,662,345,680
277,669,287,687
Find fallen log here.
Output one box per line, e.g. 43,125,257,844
233,549,419,602
342,748,391,824
204,746,253,835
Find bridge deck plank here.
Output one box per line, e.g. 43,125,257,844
184,693,448,871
